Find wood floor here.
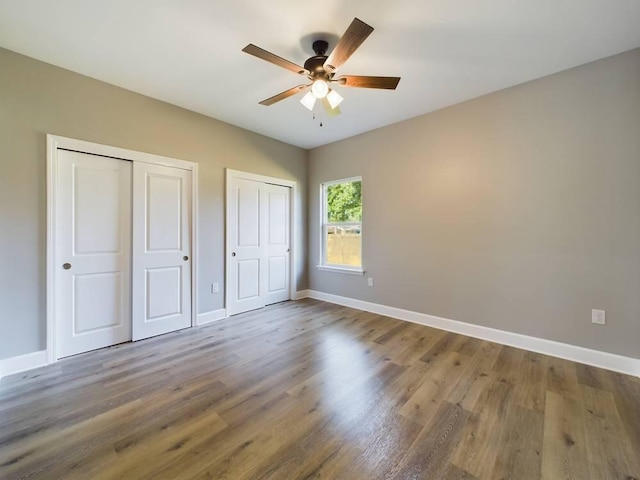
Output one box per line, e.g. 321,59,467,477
1,299,639,480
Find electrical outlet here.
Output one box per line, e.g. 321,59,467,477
592,309,605,325
211,283,219,293
367,277,374,287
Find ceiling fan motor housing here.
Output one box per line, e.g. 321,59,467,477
304,56,328,76
312,40,328,56
304,40,331,79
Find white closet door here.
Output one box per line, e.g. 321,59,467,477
132,162,192,340
227,177,267,315
264,183,290,305
227,177,291,315
56,150,132,358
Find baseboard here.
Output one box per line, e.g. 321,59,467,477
293,289,310,300
4,299,636,380
0,350,48,380
306,290,640,378
196,308,227,326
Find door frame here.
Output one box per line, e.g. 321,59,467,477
225,169,297,314
46,134,199,364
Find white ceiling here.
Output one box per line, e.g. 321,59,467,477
1,1,639,149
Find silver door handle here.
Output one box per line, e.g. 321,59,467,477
63,263,71,270
183,256,189,261
232,252,236,257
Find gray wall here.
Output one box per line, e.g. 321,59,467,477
309,48,640,359
0,48,308,360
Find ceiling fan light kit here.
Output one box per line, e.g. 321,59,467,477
311,79,329,99
326,89,343,109
300,91,316,111
242,18,400,117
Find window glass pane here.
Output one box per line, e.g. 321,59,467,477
325,225,361,266
326,181,362,223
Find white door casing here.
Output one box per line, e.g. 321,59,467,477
132,162,192,341
55,150,132,358
226,171,293,316
47,134,198,364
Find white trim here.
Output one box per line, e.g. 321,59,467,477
191,163,199,329
319,176,363,271
225,169,298,313
46,135,197,170
225,169,297,188
322,176,362,187
0,350,48,380
305,290,640,378
46,137,58,364
315,265,365,275
46,134,199,364
293,289,310,300
196,309,227,326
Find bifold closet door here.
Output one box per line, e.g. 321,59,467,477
55,150,132,358
132,162,192,341
264,183,290,306
227,177,290,316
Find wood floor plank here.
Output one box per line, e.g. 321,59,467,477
387,325,447,366
441,463,479,480
513,351,548,412
609,372,640,453
546,356,581,400
580,384,640,478
541,390,590,480
0,298,638,480
248,361,408,480
1,398,145,479
386,401,470,479
450,377,514,478
493,344,525,385
333,414,424,479
447,340,502,411
491,405,545,479
399,351,471,426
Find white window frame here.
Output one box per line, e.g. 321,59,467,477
317,176,365,275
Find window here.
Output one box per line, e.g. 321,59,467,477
319,177,363,273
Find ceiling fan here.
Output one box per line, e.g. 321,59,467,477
242,18,401,116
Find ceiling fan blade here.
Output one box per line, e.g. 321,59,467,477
337,75,401,90
259,84,310,106
323,18,374,73
242,44,309,76
322,98,341,117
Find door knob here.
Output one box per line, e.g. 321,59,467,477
183,256,189,261
63,263,71,270
232,252,236,257
287,248,290,252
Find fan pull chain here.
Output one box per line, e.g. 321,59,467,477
311,112,322,127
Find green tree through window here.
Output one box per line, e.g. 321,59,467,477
327,181,362,223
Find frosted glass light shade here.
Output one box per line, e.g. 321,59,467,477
300,91,316,111
326,89,343,109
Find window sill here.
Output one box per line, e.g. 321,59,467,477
316,265,365,276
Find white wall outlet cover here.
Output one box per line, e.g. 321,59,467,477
592,309,606,325
367,277,374,287
211,283,220,293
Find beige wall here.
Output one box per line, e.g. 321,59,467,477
0,48,308,360
309,48,640,359
2,44,639,362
